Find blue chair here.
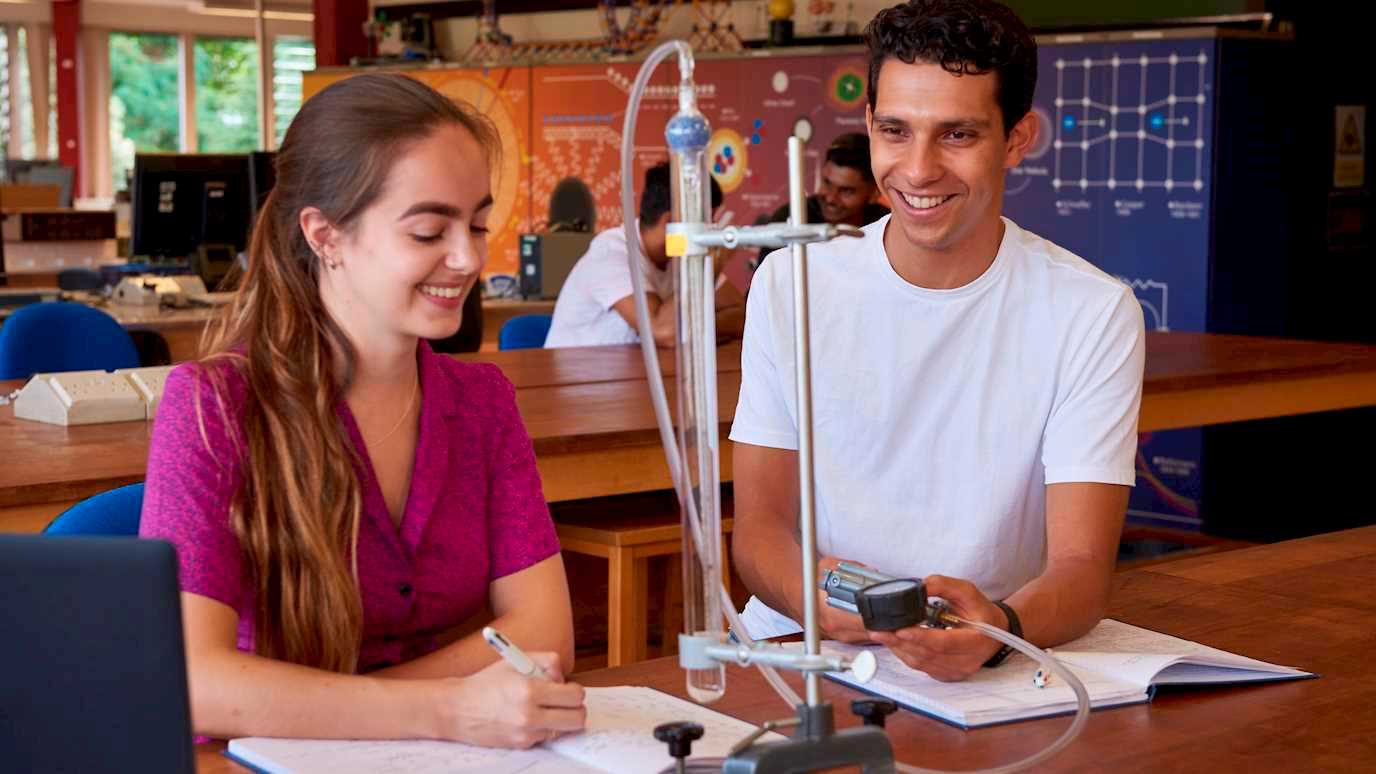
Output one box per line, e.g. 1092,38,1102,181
0,302,140,379
44,483,145,536
499,314,553,351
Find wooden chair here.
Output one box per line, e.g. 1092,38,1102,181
552,490,734,667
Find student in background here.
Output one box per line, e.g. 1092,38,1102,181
752,133,890,271
141,73,583,747
772,132,889,230
544,162,743,349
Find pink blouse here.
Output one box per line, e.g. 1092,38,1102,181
140,342,560,671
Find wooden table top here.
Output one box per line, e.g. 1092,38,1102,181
0,296,557,335
3,333,1375,510
196,525,1376,772
455,341,741,389
1143,331,1375,392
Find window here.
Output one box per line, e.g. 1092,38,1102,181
195,36,259,153
15,26,35,158
48,33,57,159
272,37,314,147
1,28,10,152
0,25,60,166
109,32,180,192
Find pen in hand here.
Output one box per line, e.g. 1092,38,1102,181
482,626,553,681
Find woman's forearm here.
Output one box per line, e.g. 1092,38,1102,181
190,648,440,740
369,609,574,681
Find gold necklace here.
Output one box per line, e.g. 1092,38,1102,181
368,372,419,446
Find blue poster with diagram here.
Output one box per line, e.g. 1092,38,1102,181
1003,37,1217,529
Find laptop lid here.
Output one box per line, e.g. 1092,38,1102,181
0,535,195,773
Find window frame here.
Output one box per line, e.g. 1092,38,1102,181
0,1,311,197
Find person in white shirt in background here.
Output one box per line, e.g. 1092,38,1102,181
544,162,743,349
729,0,1146,681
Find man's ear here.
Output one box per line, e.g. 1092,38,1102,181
1003,111,1039,169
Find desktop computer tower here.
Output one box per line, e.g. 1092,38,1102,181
519,232,594,299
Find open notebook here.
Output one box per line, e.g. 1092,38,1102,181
226,686,785,774
817,618,1313,729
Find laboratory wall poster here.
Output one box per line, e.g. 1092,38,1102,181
1001,39,1219,529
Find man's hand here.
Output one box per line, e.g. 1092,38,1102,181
867,575,1008,682
815,557,872,644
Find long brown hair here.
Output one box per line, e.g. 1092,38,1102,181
196,73,498,672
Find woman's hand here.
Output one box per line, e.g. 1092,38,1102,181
432,653,587,748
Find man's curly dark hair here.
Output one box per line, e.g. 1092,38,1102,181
864,0,1037,134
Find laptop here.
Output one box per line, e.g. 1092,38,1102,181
0,535,195,773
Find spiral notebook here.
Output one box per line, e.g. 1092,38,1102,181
817,618,1314,729
226,686,785,774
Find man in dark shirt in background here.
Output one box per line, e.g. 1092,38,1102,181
754,132,889,270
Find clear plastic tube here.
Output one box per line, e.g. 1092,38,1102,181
893,617,1090,774
621,40,726,703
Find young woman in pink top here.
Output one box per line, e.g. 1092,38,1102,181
140,73,584,747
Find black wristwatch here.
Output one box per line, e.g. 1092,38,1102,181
983,600,1022,668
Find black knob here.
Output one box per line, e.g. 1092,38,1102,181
851,698,898,728
654,721,705,760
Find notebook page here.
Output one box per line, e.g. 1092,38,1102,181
1051,619,1309,688
225,737,594,774
813,643,1144,728
549,686,787,773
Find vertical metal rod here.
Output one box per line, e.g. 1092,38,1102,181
254,0,270,150
787,135,821,707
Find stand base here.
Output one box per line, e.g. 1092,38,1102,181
722,703,896,774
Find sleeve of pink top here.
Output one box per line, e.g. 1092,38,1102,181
139,363,248,611
480,366,561,580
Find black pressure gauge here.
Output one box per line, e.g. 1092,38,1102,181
855,578,928,631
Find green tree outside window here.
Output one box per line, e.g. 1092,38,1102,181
196,37,259,153
109,32,179,192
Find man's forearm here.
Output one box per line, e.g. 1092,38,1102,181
733,518,806,622
651,297,677,347
1001,557,1113,646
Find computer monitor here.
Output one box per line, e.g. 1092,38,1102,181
3,159,75,207
0,535,196,773
248,150,276,221
131,153,253,261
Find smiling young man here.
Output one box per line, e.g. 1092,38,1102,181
729,0,1146,680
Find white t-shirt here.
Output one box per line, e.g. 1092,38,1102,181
544,227,673,349
730,216,1145,639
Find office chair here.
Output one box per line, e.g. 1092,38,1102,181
44,483,145,536
0,302,140,379
498,314,553,351
57,268,105,291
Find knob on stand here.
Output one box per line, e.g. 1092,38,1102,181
655,721,705,774
851,699,899,728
